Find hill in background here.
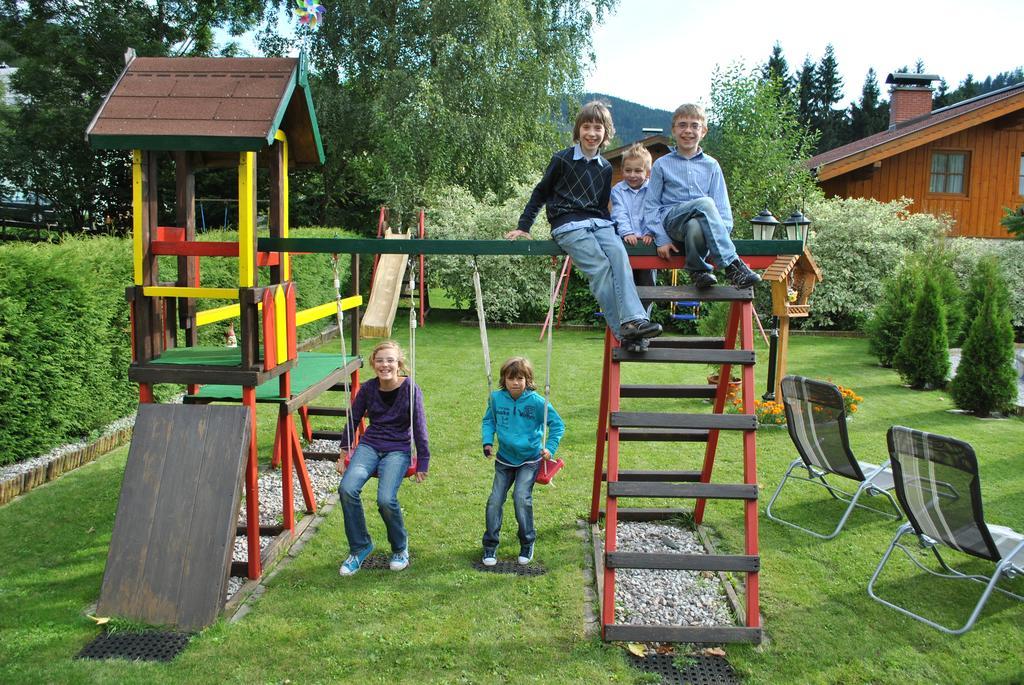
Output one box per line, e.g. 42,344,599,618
583,93,673,146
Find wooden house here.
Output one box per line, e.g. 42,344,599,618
807,73,1024,238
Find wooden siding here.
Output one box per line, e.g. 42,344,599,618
821,117,1024,238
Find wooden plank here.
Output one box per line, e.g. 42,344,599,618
612,348,755,365
648,337,725,349
607,481,758,500
611,412,756,431
176,405,252,630
619,384,717,398
259,237,805,258
311,430,347,441
604,624,762,644
97,404,251,631
606,552,759,572
305,406,347,417
635,285,753,302
283,357,361,413
617,428,710,442
128,358,294,386
97,404,171,620
603,470,702,482
141,405,207,627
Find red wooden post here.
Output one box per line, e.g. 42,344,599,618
590,326,612,523
600,334,622,636
740,299,760,627
242,386,261,579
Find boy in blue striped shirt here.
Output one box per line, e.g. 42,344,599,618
642,103,761,289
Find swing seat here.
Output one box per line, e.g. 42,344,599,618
535,457,565,485
344,450,418,478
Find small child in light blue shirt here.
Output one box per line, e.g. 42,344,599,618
611,143,656,287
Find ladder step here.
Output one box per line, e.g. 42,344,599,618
612,412,756,431
613,348,755,365
305,406,347,417
607,481,758,500
618,428,710,442
311,430,347,441
648,336,725,349
599,507,690,520
606,551,760,572
604,624,762,644
619,384,717,398
302,450,339,461
603,470,702,482
636,285,754,302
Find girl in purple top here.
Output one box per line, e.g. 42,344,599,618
336,340,430,576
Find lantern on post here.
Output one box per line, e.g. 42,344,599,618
782,210,811,244
750,208,780,240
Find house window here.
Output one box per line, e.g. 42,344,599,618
929,151,968,194
1019,154,1024,196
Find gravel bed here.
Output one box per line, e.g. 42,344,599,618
228,440,341,600
614,521,733,627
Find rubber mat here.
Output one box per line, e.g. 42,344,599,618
471,560,547,576
627,652,738,685
77,630,191,662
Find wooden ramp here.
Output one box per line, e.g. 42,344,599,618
360,231,410,338
97,403,251,631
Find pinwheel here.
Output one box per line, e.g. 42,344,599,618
294,0,325,27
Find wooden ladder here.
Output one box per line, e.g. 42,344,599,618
590,283,762,644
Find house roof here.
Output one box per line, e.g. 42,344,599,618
86,54,324,167
808,81,1024,181
604,134,673,162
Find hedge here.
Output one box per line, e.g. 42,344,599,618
0,227,353,466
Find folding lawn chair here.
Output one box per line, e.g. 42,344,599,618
766,375,901,539
867,426,1024,634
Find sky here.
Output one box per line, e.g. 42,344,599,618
585,0,1024,112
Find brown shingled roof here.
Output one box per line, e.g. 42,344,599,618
87,55,324,167
808,82,1024,181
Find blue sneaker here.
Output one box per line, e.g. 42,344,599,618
339,544,374,576
389,548,410,572
518,543,534,565
482,548,497,567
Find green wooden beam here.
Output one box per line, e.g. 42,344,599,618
258,237,804,257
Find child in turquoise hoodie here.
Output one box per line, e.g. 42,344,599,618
481,357,565,566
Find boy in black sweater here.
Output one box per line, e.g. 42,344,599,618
506,101,661,344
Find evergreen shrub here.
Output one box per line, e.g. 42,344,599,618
866,261,920,367
950,260,1017,416
893,272,949,389
947,237,1024,334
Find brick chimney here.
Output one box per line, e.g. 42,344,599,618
886,72,939,128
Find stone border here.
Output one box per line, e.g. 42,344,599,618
0,426,134,506
0,329,340,509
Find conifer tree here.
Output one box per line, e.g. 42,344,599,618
848,68,888,141
796,56,816,130
812,44,845,152
867,262,920,367
893,272,950,389
950,271,1017,416
762,42,793,97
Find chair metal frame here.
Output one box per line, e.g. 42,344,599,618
766,376,901,539
868,426,1024,635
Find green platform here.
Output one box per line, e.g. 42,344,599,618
185,352,360,403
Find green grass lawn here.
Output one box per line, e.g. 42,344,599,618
1,319,1022,684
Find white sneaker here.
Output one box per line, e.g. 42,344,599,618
389,549,410,571
482,549,497,567
518,543,534,565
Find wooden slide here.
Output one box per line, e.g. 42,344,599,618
360,230,410,338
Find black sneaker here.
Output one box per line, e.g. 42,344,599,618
724,259,762,288
620,319,663,340
690,270,718,288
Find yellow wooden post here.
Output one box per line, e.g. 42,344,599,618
238,151,256,287
132,150,144,285
274,130,290,281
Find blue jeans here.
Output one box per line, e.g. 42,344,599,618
552,220,646,338
339,443,411,555
482,459,541,549
663,197,738,272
